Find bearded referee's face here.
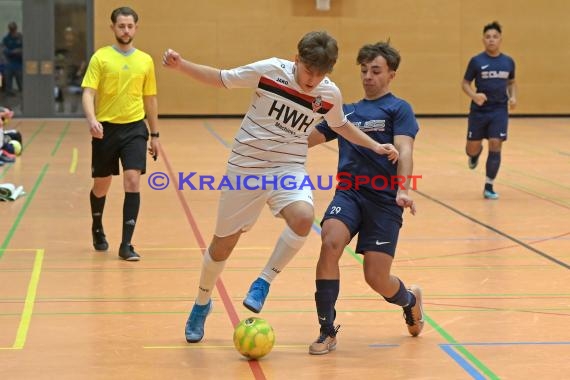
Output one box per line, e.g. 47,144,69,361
111,14,137,46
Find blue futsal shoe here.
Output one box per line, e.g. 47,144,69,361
185,300,213,343
483,189,499,200
243,278,270,313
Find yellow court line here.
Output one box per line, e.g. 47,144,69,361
0,249,44,350
0,248,41,252
13,249,44,349
69,147,78,174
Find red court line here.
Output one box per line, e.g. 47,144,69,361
159,145,267,379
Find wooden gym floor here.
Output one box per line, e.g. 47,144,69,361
0,117,568,379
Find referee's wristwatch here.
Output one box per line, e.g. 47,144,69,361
150,132,160,138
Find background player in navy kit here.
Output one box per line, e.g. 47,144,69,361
307,41,423,355
162,31,399,343
462,21,517,199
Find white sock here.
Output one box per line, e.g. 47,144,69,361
485,177,494,185
195,248,226,305
259,226,307,284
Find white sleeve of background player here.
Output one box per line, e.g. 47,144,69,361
220,58,276,89
323,85,348,129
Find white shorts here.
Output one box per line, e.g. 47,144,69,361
214,169,314,237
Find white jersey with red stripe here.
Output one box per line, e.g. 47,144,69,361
220,57,347,173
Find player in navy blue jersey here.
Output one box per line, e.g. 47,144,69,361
306,41,423,355
462,21,517,199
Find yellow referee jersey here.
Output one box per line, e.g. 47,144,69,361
82,46,157,124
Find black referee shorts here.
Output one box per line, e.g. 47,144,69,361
91,119,149,178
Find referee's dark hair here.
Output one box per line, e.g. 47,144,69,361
111,6,139,24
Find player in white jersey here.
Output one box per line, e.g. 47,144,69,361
162,31,399,343
223,57,345,172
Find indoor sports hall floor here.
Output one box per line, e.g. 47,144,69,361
0,117,568,379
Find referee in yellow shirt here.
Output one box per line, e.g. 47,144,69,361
82,6,159,261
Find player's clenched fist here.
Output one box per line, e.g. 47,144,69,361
375,143,399,164
162,48,181,68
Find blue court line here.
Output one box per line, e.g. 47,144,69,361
439,341,570,379
203,121,232,148
440,345,486,380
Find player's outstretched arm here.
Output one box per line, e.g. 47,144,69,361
335,121,399,163
162,48,225,88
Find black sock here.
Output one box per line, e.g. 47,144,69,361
485,151,501,180
383,279,415,308
484,183,494,192
90,191,106,231
315,279,339,333
121,192,140,245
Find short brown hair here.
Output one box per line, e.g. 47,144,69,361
357,41,401,72
297,31,338,74
111,6,138,24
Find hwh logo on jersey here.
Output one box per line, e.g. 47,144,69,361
268,100,315,132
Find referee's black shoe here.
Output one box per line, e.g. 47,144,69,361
119,243,140,261
92,229,109,251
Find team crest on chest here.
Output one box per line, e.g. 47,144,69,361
312,96,323,113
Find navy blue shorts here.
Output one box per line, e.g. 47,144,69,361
467,108,509,141
321,189,403,256
91,119,149,178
